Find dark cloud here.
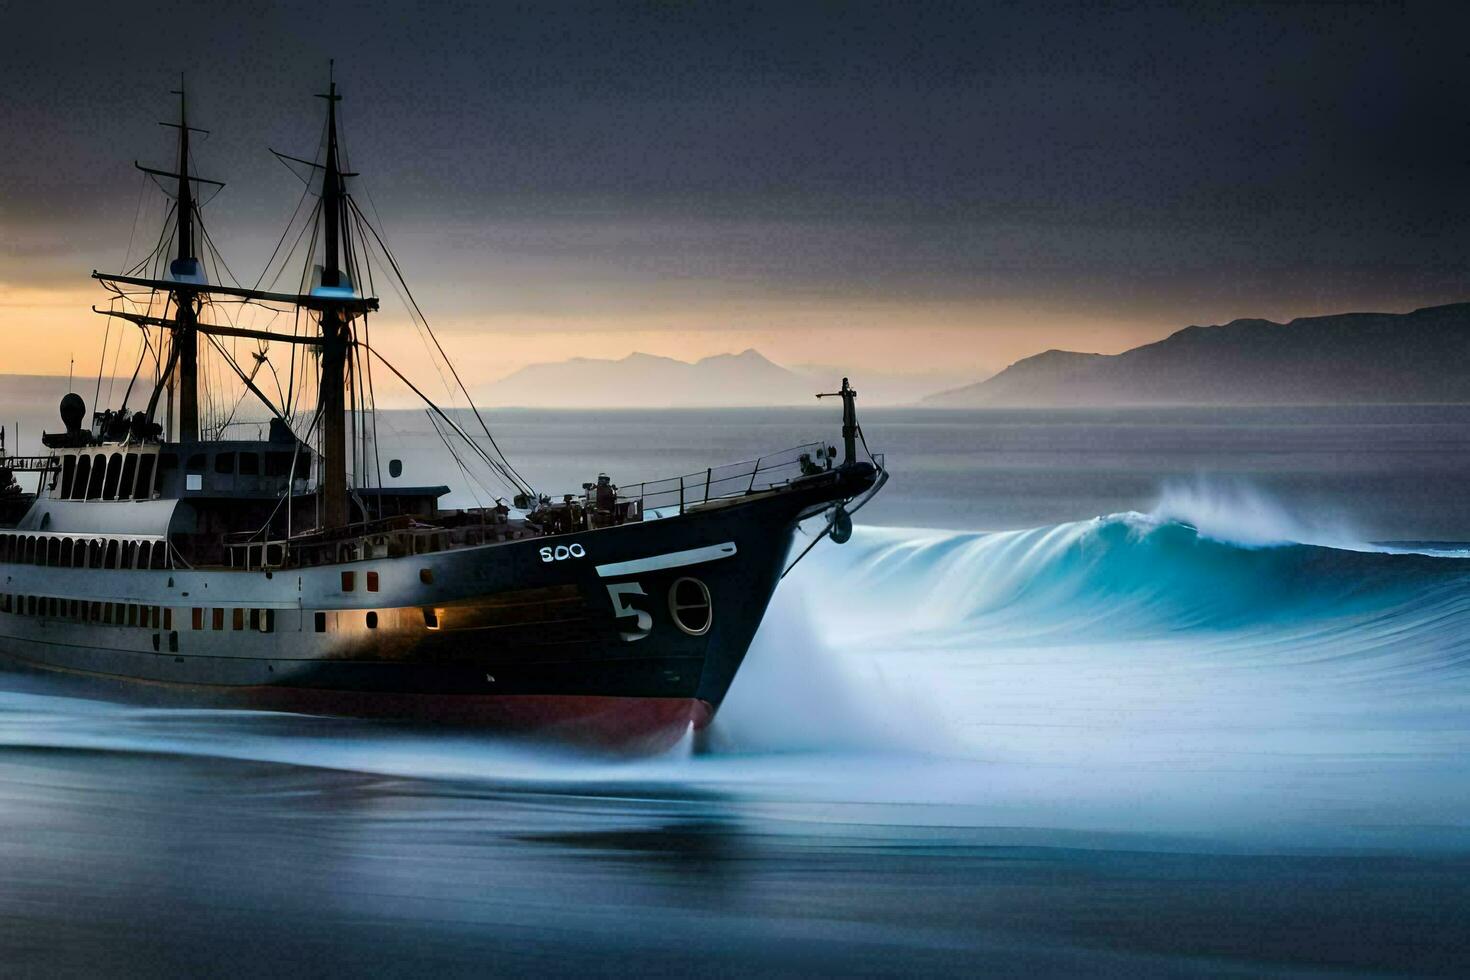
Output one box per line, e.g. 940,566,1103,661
2,0,1467,319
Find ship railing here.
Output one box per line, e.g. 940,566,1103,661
225,515,532,571
613,441,831,516
220,441,835,570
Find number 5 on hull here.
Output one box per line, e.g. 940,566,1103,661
605,582,652,641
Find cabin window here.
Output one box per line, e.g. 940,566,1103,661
341,571,355,592
214,452,236,475
26,596,36,616
264,451,292,477
159,452,178,471
238,453,260,476
104,540,119,569
314,611,327,633
121,541,136,569
422,608,439,630
232,608,244,631
261,609,275,634
151,544,167,570
366,611,378,629
249,608,260,631
134,455,155,499
419,568,434,585
102,453,123,499
212,608,224,631
163,608,172,630
86,456,106,499
88,601,100,621
59,456,76,498
192,608,203,630
119,455,137,500
46,538,59,566
366,571,379,592
70,600,79,619
186,454,205,473
168,631,179,653
71,455,90,500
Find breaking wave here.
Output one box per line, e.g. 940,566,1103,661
2,483,1469,842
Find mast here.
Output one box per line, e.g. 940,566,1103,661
166,80,201,441
317,66,352,529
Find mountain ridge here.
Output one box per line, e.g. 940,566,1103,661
477,348,818,408
925,302,1470,407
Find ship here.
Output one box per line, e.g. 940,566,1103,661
0,72,885,752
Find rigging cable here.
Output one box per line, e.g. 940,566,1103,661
346,195,534,496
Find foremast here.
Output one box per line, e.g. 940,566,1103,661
166,84,203,441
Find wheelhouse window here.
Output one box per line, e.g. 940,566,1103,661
134,454,155,499
119,455,137,500
59,456,76,498
238,453,260,476
71,455,90,500
102,453,123,499
265,451,292,477
185,454,205,492
86,455,106,499
214,452,236,474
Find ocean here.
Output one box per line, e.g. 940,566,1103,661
2,403,1470,975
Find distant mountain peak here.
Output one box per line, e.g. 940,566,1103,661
479,348,810,408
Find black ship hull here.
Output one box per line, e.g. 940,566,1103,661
0,464,876,752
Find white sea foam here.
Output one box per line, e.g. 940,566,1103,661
2,492,1469,844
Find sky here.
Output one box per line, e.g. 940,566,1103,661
1,0,1467,394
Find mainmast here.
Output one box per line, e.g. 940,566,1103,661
317,68,353,529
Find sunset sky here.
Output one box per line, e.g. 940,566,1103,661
2,1,1466,391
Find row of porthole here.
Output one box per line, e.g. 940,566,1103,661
339,569,435,593
315,578,713,638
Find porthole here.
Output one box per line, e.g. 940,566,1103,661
366,611,378,629
668,577,712,636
